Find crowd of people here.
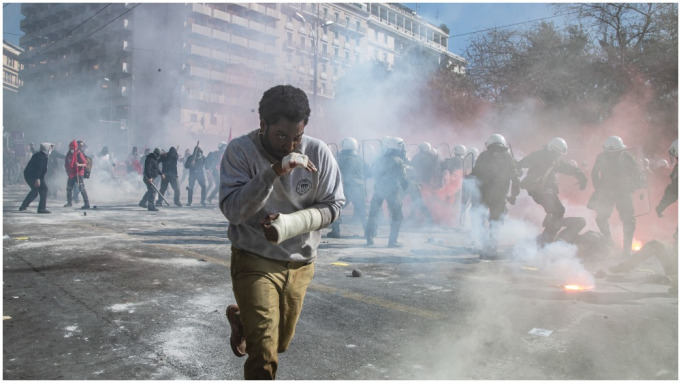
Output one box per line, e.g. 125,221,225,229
11,84,677,379
12,138,229,213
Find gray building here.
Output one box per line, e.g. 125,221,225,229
18,3,466,154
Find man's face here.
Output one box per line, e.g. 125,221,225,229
259,118,305,160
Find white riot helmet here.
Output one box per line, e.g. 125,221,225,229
603,135,626,151
669,139,678,158
453,144,466,157
385,136,406,153
485,133,507,148
548,137,568,155
468,147,479,158
656,159,670,170
218,141,227,150
341,137,359,152
418,142,432,153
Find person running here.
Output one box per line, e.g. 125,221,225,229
219,85,344,379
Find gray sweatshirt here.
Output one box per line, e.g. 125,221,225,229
219,129,345,263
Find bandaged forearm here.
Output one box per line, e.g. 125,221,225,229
268,207,324,245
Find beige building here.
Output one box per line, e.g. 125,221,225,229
3,40,23,92
19,3,466,151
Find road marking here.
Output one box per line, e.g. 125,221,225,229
152,244,230,266
151,244,444,320
308,283,444,320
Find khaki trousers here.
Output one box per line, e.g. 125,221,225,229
230,247,314,380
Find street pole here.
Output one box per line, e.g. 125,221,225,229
104,77,113,147
294,9,333,115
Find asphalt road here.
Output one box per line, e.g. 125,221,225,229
3,184,678,380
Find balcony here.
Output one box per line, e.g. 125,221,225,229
229,75,248,87
190,45,211,58
210,93,225,104
231,14,249,28
213,29,230,42
248,3,266,14
214,9,230,23
266,7,279,19
189,66,210,79
249,40,265,52
231,35,248,48
192,3,212,17
212,50,230,63
211,71,228,82
190,23,212,38
250,22,265,34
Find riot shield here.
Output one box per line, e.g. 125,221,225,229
627,146,651,217
436,142,452,158
361,139,383,203
327,142,339,157
406,143,419,161
459,151,477,226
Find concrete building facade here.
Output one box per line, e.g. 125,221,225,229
18,3,466,153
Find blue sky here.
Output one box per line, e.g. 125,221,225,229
402,3,566,55
2,2,564,56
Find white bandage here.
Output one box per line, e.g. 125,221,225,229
282,152,309,172
267,207,323,244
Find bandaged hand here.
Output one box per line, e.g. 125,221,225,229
280,152,317,174
262,208,324,244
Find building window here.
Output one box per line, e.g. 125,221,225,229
322,63,327,73
334,47,339,58
334,12,339,23
356,20,361,31
323,8,328,18
300,36,305,47
346,16,350,27
322,43,328,55
287,31,293,42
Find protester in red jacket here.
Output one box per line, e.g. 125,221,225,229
64,139,91,209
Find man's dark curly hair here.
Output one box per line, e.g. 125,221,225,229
258,85,311,127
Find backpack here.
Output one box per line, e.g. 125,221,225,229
83,155,93,179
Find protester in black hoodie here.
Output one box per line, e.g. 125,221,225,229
20,143,52,213
139,148,162,211
157,146,182,207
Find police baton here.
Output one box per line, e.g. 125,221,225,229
148,179,170,206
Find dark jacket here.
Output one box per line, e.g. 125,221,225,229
656,163,678,213
24,150,48,182
371,150,409,196
518,147,586,193
185,150,206,174
144,152,161,180
591,150,643,193
160,147,179,177
471,144,520,201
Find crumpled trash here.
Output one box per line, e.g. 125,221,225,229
528,328,553,337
